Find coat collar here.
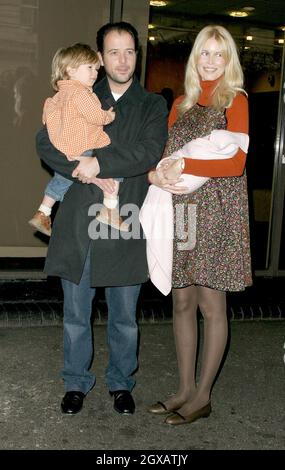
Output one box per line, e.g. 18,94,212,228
94,75,147,107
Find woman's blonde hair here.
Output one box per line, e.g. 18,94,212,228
51,43,99,91
179,25,245,114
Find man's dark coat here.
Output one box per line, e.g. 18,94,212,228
36,76,168,286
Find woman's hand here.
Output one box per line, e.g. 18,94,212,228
72,156,100,182
148,167,188,194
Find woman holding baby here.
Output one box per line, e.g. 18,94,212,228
146,25,252,425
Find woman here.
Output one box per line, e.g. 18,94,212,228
147,25,252,425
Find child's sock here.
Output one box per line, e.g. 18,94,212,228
103,197,118,210
38,204,52,217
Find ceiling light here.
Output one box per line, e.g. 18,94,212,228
246,35,253,41
281,26,285,32
243,6,255,12
149,36,156,41
278,39,284,44
229,11,249,18
150,1,168,6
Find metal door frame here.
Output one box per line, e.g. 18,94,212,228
257,44,285,277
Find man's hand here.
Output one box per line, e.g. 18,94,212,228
72,156,100,182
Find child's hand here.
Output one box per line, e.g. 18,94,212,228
106,106,115,122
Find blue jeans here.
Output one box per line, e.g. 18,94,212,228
45,173,124,202
61,249,141,394
45,148,123,202
45,150,93,202
45,172,73,202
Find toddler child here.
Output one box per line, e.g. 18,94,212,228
29,43,128,236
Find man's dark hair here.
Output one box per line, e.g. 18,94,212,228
96,22,139,53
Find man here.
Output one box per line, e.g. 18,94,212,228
36,22,168,415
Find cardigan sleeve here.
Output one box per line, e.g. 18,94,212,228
182,93,249,177
73,89,113,125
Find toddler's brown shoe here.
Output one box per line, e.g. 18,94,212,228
96,206,129,232
28,211,52,236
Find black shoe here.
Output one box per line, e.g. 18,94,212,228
109,390,135,415
61,391,85,415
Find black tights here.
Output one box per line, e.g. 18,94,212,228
163,285,228,413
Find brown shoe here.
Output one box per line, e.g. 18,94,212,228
96,206,129,232
28,211,52,236
165,401,212,425
148,399,186,415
